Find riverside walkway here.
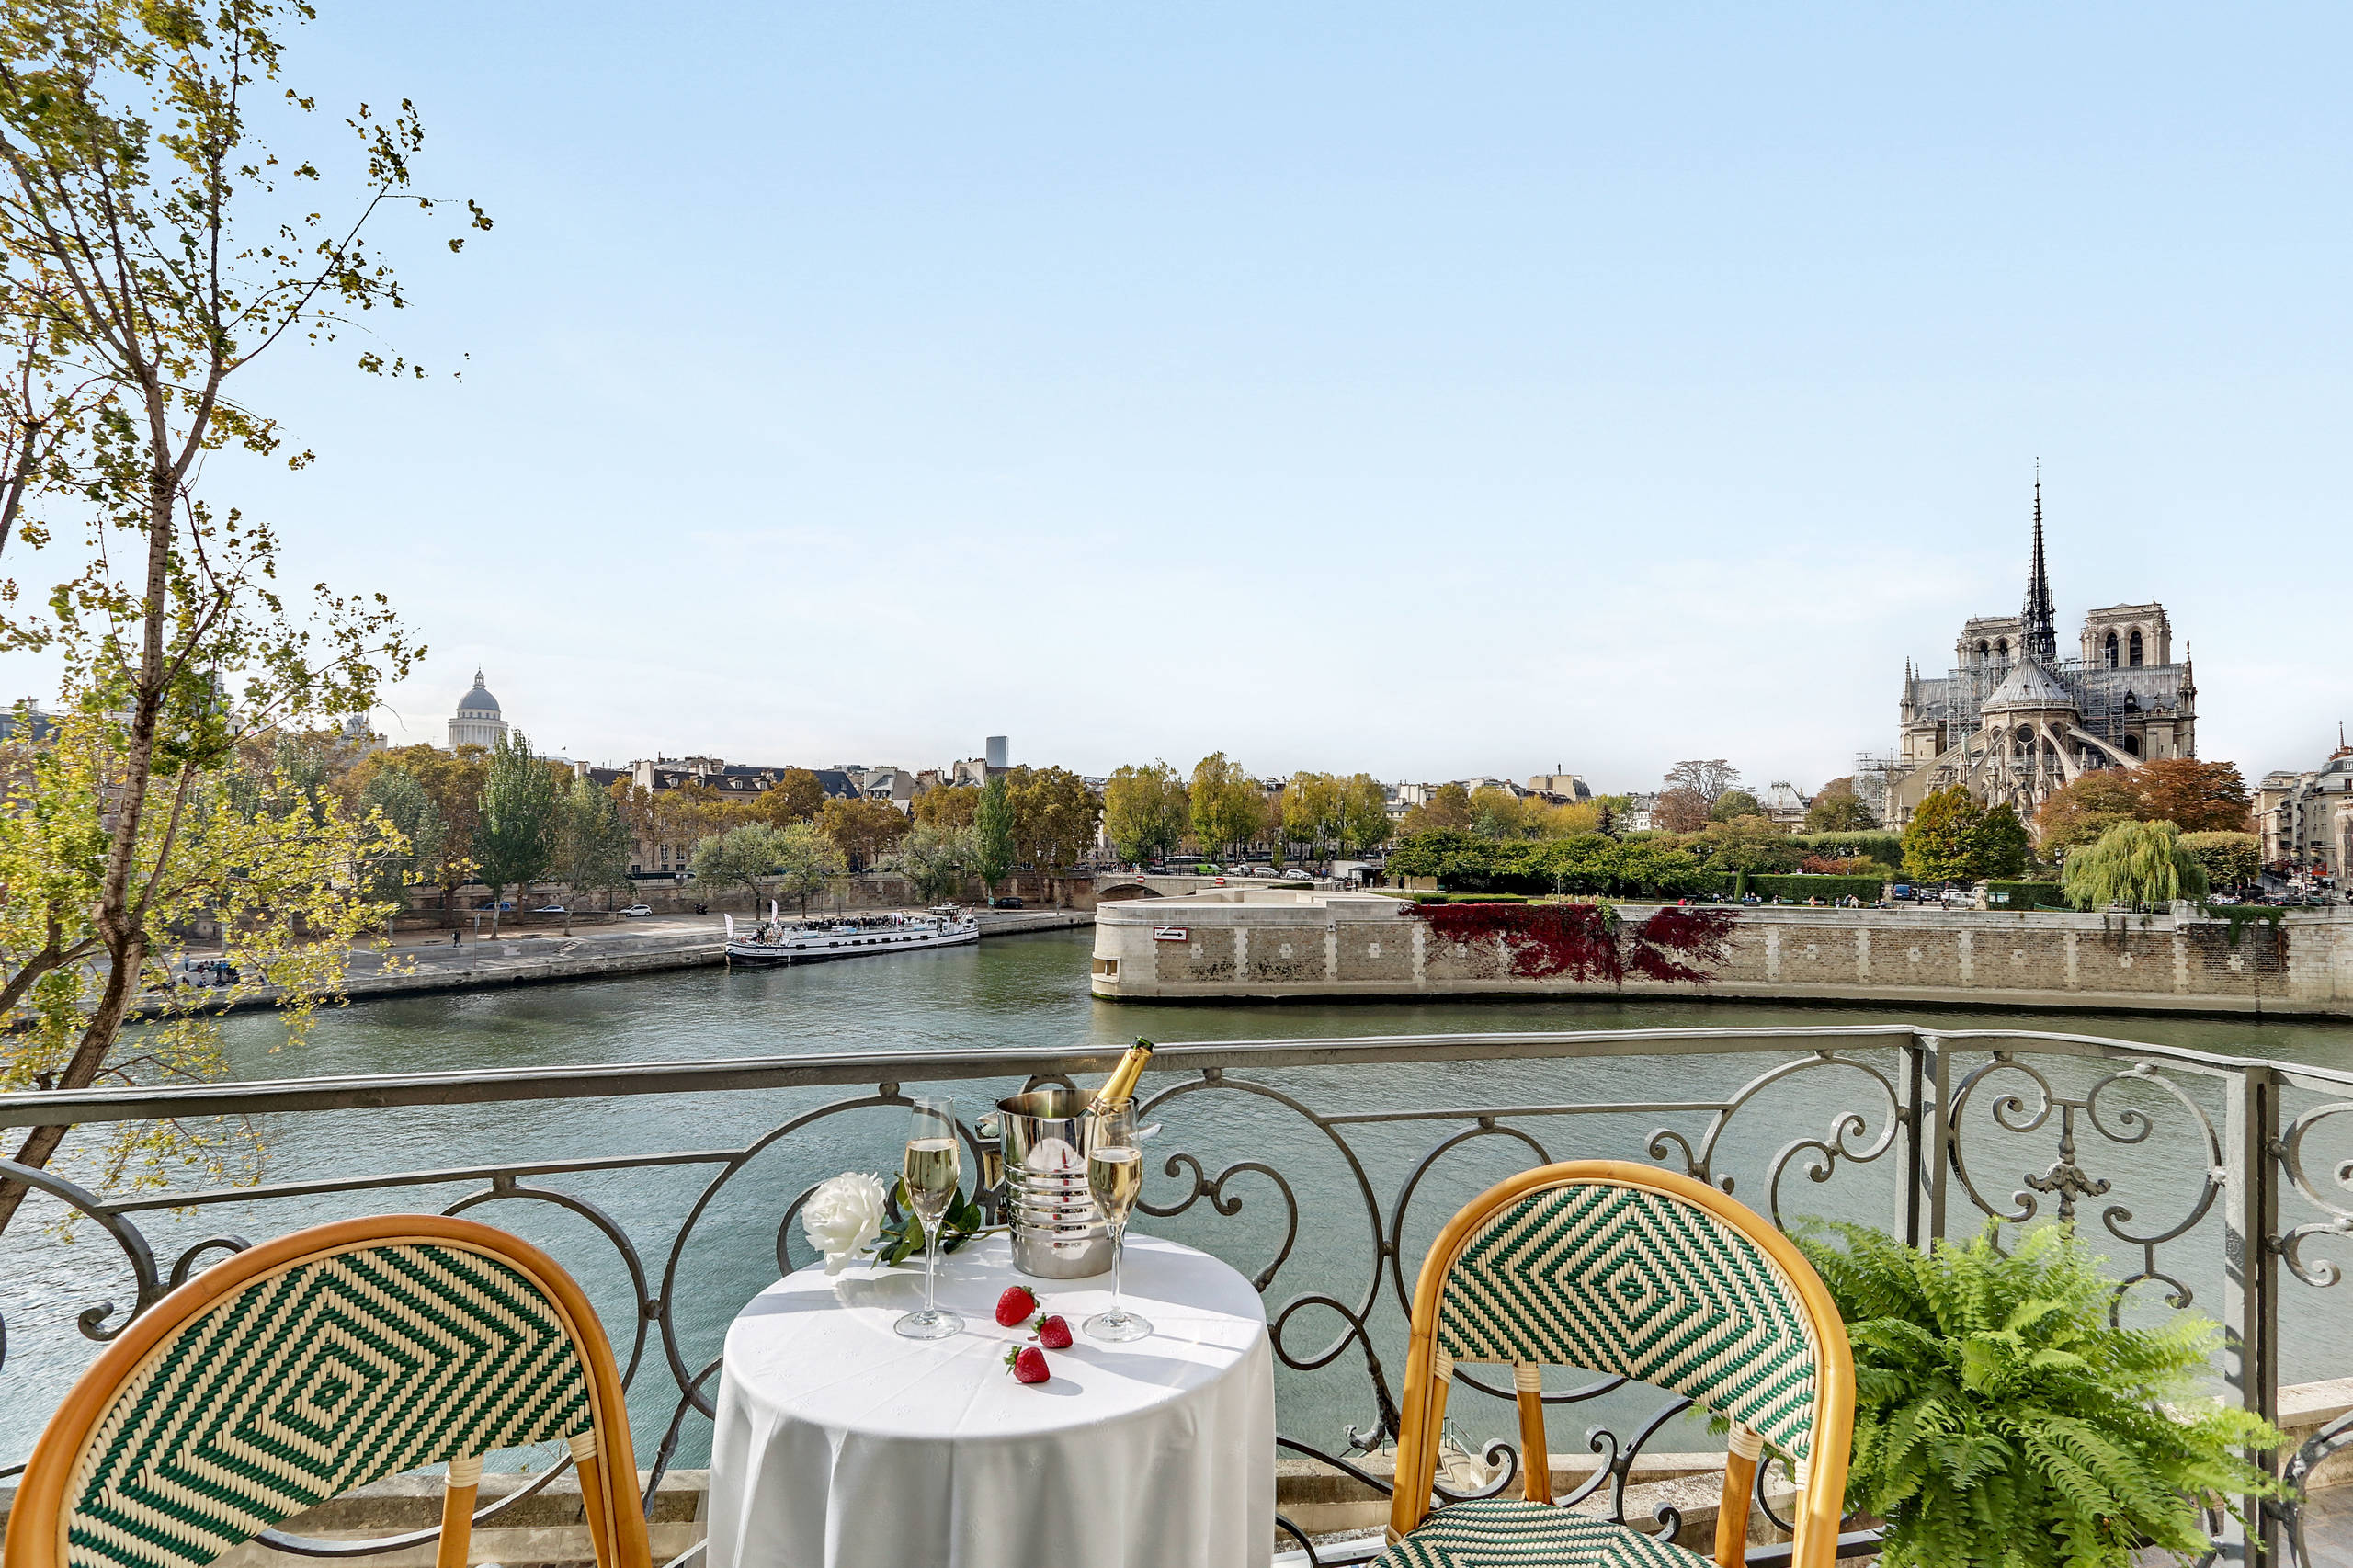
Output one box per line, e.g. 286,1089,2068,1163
135,907,1093,1016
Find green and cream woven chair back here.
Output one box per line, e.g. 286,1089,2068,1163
1384,1161,1854,1568
4,1217,651,1568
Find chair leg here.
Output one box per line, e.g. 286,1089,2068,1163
1714,1424,1762,1568
438,1456,482,1568
1513,1363,1552,1504
569,1429,617,1568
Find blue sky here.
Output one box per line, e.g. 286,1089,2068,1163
177,5,2352,789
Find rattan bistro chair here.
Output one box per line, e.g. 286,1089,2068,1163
4,1215,651,1568
1381,1161,1854,1568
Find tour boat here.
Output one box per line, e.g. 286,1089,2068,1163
724,903,980,966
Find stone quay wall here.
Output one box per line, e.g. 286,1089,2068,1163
1089,891,2353,1017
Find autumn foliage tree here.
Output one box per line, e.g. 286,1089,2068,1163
1188,753,1266,859
1006,766,1102,870
817,797,911,870
1104,762,1188,866
2034,759,2252,856
912,783,980,831
1804,778,1881,832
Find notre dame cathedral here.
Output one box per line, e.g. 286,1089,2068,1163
1882,485,2196,830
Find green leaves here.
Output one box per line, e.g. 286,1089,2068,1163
2061,819,2210,911
1792,1217,2285,1568
869,1178,987,1267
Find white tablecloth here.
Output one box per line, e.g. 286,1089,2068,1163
706,1233,1274,1568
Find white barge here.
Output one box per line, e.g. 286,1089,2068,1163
724,905,980,966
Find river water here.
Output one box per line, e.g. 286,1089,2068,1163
5,926,2348,1471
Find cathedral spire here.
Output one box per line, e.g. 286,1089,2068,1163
2020,465,2058,665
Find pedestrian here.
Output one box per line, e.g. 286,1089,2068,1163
451,929,461,948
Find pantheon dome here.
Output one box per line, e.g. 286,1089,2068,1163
447,669,511,752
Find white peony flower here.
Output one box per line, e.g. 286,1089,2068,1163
802,1172,889,1275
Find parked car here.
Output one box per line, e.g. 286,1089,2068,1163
532,904,566,915
1282,868,1313,881
620,903,654,917
990,895,1025,909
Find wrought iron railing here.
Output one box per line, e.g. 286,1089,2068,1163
1,1024,2346,1565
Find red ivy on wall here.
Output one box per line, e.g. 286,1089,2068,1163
1413,903,1736,985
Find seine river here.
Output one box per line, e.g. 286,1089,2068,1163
5,926,2347,1471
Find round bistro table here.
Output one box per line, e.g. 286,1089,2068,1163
705,1233,1274,1568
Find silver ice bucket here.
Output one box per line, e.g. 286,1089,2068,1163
988,1088,1112,1278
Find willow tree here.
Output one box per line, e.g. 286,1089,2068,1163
2062,819,2209,911
0,0,480,1236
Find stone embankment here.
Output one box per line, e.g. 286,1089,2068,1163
125,909,1093,1018
1091,890,2353,1017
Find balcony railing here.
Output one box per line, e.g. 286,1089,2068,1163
1,1024,2347,1565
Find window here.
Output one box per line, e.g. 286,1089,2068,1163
2016,724,2034,744
2103,631,2118,668
2129,629,2143,667
1975,639,1990,663
1995,638,2008,662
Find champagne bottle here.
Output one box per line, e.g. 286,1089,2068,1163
1086,1038,1156,1116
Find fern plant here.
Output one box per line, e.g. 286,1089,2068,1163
1790,1219,2283,1568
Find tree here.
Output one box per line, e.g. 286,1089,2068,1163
1804,778,1881,833
772,820,847,915
973,774,1015,894
1336,774,1392,857
1903,787,2033,882
0,0,474,1235
1103,762,1188,866
1903,786,1984,883
1470,787,1538,840
1279,771,1342,862
357,766,445,908
892,824,978,903
913,783,980,831
750,767,828,825
1651,786,1710,834
1974,804,2032,878
1188,753,1264,859
2130,758,2253,833
556,776,633,924
473,732,561,935
2179,831,2260,890
1709,789,1763,824
349,744,484,921
690,823,787,912
1396,781,1474,836
1664,759,1741,808
1532,801,1604,838
1692,815,1805,874
1,711,404,1233
817,796,910,870
1006,765,1102,870
2034,759,2254,857
2063,819,2209,910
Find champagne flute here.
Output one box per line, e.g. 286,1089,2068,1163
1084,1102,1152,1343
893,1096,964,1340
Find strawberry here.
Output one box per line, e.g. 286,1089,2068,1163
1005,1345,1050,1384
1036,1313,1073,1350
995,1285,1040,1327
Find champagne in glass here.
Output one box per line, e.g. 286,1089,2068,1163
893,1096,964,1340
1084,1103,1152,1343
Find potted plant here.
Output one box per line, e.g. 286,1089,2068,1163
1790,1219,2284,1568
